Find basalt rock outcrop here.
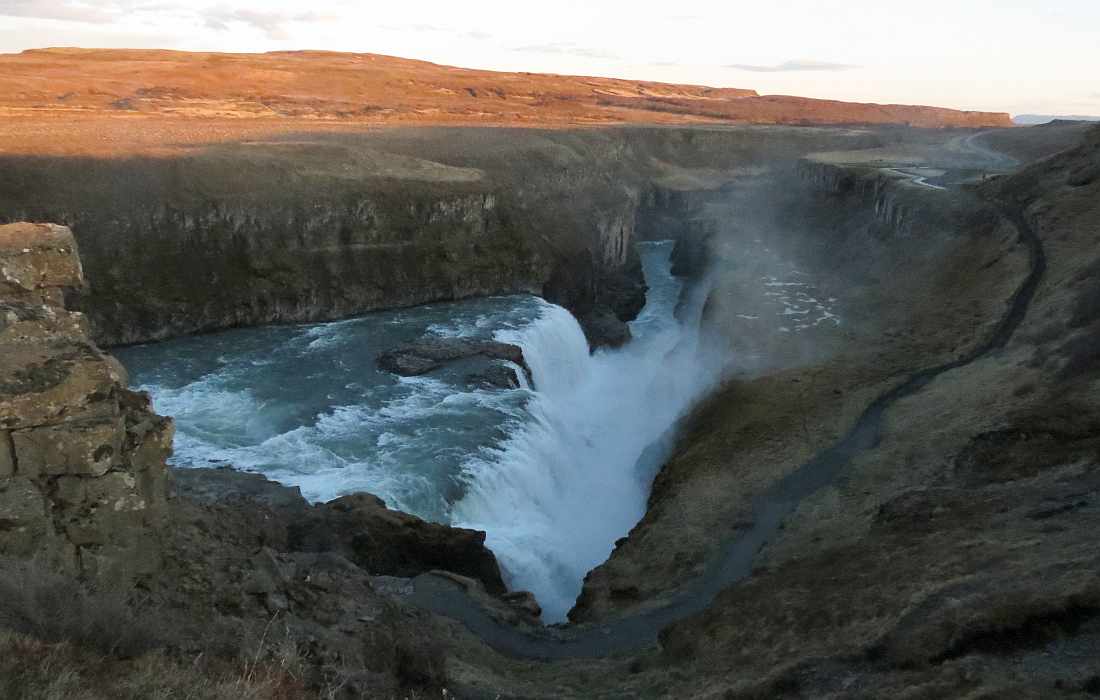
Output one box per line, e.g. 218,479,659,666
172,467,508,596
290,494,507,595
0,126,883,351
0,222,171,581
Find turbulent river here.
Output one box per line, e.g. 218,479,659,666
118,240,721,621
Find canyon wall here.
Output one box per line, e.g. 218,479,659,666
796,159,958,237
0,145,631,347
0,223,172,580
0,126,881,348
569,153,1019,624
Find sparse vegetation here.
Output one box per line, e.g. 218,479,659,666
0,629,311,700
0,561,435,699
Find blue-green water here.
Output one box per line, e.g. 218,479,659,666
118,241,720,620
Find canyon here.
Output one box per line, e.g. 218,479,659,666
1,48,1099,699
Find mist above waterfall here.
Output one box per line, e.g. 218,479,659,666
453,241,724,621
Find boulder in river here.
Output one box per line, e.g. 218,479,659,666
577,306,632,350
378,336,528,379
466,363,525,390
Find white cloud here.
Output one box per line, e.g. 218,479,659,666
512,42,618,61
0,0,119,23
202,8,325,41
0,0,1096,115
725,60,859,73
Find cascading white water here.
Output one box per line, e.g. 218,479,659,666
120,239,720,623
453,241,722,622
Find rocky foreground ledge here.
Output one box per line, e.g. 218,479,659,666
0,222,172,580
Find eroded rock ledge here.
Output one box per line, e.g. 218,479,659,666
173,467,508,597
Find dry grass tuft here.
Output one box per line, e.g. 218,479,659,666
0,628,311,700
0,559,165,658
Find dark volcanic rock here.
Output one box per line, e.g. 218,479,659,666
600,259,648,323
543,247,648,350
172,466,307,509
465,363,523,389
578,306,632,350
288,493,507,595
378,336,526,377
173,466,507,595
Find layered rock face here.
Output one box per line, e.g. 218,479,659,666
0,126,886,350
0,222,171,579
796,159,957,237
0,134,639,347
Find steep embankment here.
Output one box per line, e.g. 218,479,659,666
644,123,1100,700
570,144,1029,623
0,125,880,347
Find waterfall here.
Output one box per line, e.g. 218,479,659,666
453,241,721,622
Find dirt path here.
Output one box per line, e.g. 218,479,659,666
948,129,1021,169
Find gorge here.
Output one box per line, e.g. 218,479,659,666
2,48,1100,700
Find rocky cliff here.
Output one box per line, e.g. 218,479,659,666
0,140,626,347
796,158,958,237
0,126,881,348
0,222,171,580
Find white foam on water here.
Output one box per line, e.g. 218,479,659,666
148,352,532,512
127,243,719,623
452,242,723,622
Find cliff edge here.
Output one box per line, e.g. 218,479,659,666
0,222,172,580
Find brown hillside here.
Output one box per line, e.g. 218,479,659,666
0,48,1011,156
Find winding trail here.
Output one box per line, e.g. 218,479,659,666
949,130,1022,170
883,167,948,191
408,184,1044,662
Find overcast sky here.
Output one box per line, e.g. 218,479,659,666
1,0,1097,116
